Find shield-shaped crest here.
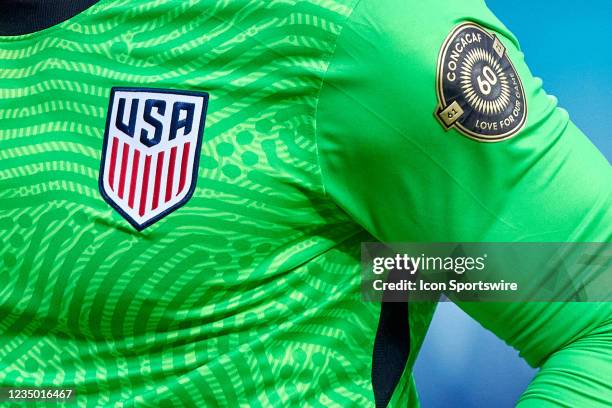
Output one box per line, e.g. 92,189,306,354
99,87,209,230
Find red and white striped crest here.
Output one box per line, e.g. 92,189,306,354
99,88,208,230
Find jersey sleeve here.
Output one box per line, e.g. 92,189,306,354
316,0,612,406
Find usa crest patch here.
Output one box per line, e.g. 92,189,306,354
99,88,209,230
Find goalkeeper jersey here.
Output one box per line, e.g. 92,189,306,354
0,0,611,407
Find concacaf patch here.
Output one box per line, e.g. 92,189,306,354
435,23,527,142
99,87,209,230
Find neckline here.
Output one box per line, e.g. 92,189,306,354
0,0,106,42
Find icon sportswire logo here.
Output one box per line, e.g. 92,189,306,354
99,87,209,230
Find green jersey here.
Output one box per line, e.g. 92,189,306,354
0,0,610,407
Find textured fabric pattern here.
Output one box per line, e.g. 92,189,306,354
6,0,609,407
0,1,420,406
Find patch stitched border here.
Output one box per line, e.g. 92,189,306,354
435,23,527,142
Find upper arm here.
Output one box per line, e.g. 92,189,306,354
316,0,612,397
316,0,611,244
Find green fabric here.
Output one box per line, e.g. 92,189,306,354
317,0,612,407
0,0,609,407
0,1,383,406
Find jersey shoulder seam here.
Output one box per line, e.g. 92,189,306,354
312,0,363,197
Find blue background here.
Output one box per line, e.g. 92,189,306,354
414,1,611,407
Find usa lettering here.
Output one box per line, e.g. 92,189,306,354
115,97,196,146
